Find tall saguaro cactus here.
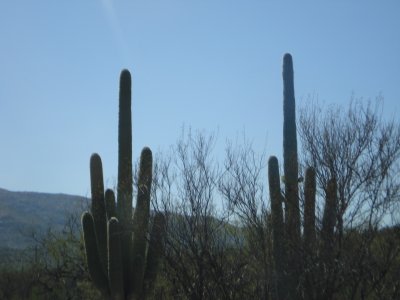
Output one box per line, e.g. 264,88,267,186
82,70,165,300
282,53,301,298
268,54,338,299
282,53,301,246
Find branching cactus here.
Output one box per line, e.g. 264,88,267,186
82,70,165,300
268,54,338,299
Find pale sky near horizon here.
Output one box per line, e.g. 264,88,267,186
1,1,399,196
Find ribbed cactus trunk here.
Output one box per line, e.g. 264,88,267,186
82,69,165,300
282,53,301,299
117,69,134,296
282,53,300,246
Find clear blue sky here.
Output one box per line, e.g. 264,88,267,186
1,1,399,196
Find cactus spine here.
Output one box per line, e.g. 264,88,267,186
82,70,165,300
268,54,338,299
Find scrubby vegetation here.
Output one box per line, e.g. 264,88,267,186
1,54,399,299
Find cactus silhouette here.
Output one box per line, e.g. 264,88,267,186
268,54,337,299
82,70,165,300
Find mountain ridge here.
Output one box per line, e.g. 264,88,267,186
0,187,88,249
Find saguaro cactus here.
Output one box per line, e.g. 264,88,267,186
268,54,337,299
268,53,302,299
282,53,301,247
82,70,165,300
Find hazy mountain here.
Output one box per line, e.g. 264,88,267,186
0,188,88,249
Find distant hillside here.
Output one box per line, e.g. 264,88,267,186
0,188,88,249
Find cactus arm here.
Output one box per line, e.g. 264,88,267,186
268,156,285,251
143,212,166,297
304,167,316,247
108,217,124,300
319,178,337,298
105,189,117,220
82,211,110,296
131,147,153,298
268,156,286,300
322,178,337,249
90,153,108,275
303,168,318,300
